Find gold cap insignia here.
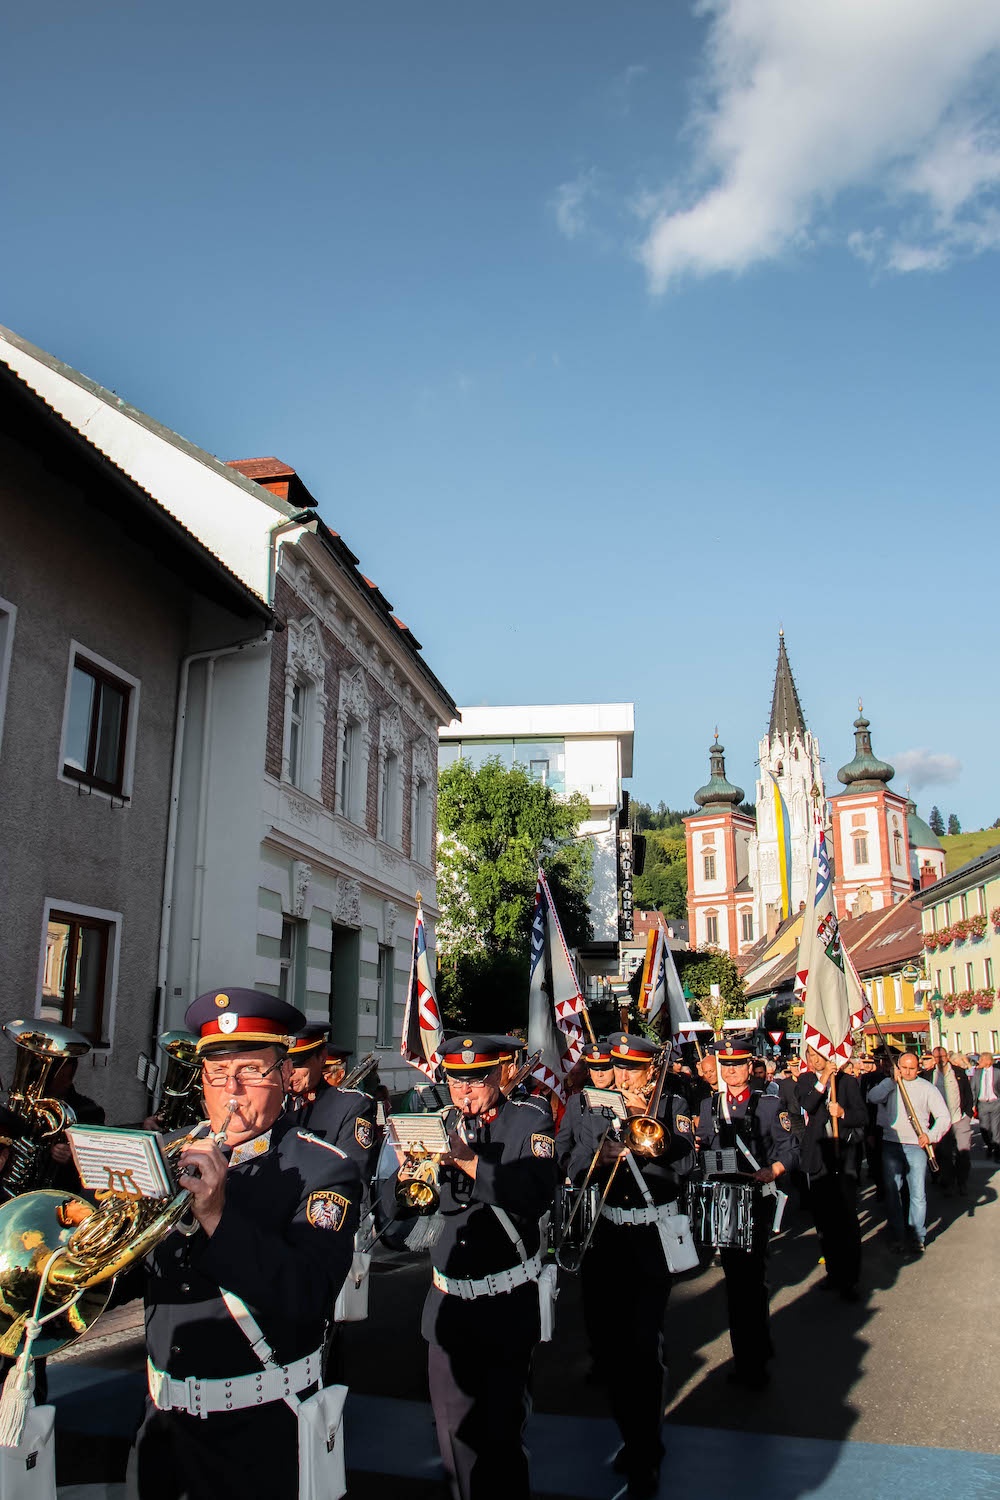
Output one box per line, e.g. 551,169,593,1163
215,993,229,1008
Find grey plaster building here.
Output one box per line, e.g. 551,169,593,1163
0,356,275,1118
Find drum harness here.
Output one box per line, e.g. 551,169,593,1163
703,1092,788,1236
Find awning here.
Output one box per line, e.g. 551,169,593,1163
862,1020,930,1036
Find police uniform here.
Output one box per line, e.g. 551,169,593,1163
492,1034,554,1128
695,1041,798,1385
570,1034,696,1497
134,990,361,1500
795,1066,867,1297
287,1028,380,1184
383,1035,556,1500
554,1040,615,1179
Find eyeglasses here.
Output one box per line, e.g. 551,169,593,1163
448,1076,494,1092
202,1061,283,1089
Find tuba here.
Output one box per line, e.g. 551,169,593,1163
154,1032,203,1132
0,1103,238,1361
0,1020,90,1198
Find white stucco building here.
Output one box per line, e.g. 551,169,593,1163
438,703,634,981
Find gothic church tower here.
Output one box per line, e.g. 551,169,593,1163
748,632,825,940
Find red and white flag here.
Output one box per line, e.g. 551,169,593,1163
400,900,443,1080
797,830,854,1064
527,867,587,1104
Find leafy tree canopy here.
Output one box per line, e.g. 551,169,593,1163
436,757,593,1030
632,828,688,918
675,948,747,1022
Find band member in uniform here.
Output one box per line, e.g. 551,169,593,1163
573,1034,695,1498
695,1040,798,1389
382,1034,556,1500
796,1047,867,1299
493,1034,553,1126
287,1026,379,1184
554,1040,614,1173
133,989,360,1500
321,1045,352,1088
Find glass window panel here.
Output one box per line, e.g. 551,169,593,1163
461,739,515,771
438,743,461,770
93,679,126,785
72,925,106,1038
41,919,72,1023
65,668,95,770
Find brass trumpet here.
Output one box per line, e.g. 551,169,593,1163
154,1031,203,1132
621,1050,672,1158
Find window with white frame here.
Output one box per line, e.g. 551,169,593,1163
967,962,975,991
0,597,16,757
705,911,719,946
278,917,304,1007
853,834,869,865
875,979,885,1014
971,1030,979,1052
741,911,754,943
377,945,394,1048
954,1031,962,1051
704,853,717,881
336,669,371,826
991,1030,999,1052
60,643,140,800
894,975,902,1012
281,617,328,800
39,900,120,1044
377,708,405,848
986,957,994,989
411,736,435,867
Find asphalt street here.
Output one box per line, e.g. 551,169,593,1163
48,1143,1000,1499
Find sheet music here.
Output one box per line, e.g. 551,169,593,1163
66,1125,174,1199
386,1112,450,1162
582,1087,628,1121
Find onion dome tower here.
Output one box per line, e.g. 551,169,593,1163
685,733,755,956
829,701,912,918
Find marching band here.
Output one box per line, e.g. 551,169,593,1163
0,999,806,1500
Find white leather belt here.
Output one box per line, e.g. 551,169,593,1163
601,1202,680,1226
147,1349,322,1419
432,1253,542,1300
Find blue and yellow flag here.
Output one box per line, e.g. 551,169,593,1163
770,773,792,922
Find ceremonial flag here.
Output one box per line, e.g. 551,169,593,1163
796,830,853,1064
639,925,692,1036
400,899,442,1080
770,773,793,922
527,867,587,1103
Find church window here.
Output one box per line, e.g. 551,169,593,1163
705,913,719,945
893,830,903,866
704,853,717,881
853,835,868,865
775,761,783,776
793,747,799,761
741,912,753,943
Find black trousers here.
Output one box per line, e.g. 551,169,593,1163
135,1397,298,1500
428,1341,533,1500
807,1167,861,1290
936,1128,971,1190
720,1202,773,1373
582,1220,669,1472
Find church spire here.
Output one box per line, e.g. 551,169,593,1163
768,628,807,743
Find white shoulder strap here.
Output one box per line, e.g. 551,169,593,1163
221,1289,278,1368
491,1206,527,1263
623,1150,655,1207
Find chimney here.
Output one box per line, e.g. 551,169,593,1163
920,862,938,889
766,903,779,942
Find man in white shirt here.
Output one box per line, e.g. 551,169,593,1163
969,1052,1000,1161
867,1053,950,1254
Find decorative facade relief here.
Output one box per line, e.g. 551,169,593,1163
281,616,329,803
377,706,406,846
336,668,372,824
384,901,398,947
291,860,312,919
333,876,362,929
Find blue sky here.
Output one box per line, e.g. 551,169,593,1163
5,2,999,827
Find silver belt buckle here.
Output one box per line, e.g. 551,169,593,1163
184,1375,203,1418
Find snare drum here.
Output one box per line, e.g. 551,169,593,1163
690,1176,758,1253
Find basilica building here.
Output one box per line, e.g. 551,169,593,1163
683,634,945,958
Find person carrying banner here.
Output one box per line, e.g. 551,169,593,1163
695,1040,798,1388
796,1046,867,1299
867,1054,950,1253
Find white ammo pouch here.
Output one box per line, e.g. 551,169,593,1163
0,1404,56,1500
623,1154,699,1274
334,1215,372,1323
221,1291,347,1500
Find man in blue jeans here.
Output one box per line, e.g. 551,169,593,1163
867,1053,950,1254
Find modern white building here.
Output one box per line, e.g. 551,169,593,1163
438,703,634,981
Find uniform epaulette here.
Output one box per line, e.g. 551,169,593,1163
296,1129,348,1158
335,1086,368,1099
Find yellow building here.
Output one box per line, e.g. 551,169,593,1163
918,845,1000,1056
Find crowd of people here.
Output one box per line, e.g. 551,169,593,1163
0,997,996,1500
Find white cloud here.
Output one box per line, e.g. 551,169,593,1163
551,169,598,240
635,0,1000,291
890,748,962,792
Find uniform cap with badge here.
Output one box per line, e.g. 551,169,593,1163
439,1034,506,1078
184,989,306,1055
288,1025,330,1058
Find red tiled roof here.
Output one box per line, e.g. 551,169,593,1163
226,457,296,480
843,898,923,976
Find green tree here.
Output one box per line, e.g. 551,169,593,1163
947,813,961,836
632,830,688,917
929,806,945,836
675,948,747,1024
436,757,593,1030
